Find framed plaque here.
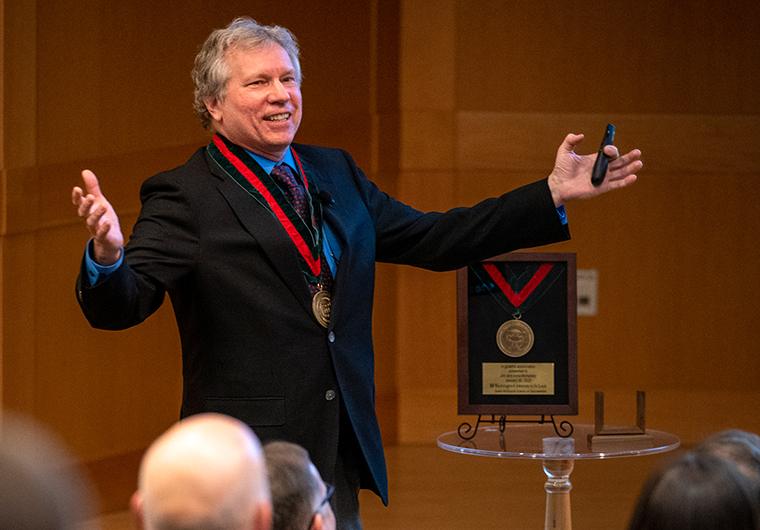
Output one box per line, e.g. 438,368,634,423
457,252,578,416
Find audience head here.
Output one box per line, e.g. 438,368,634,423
694,429,760,482
132,413,271,530
0,412,97,530
264,441,335,530
627,451,760,530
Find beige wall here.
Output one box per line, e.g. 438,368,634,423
395,0,760,445
3,0,760,513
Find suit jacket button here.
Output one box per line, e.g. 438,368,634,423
328,331,336,343
325,390,336,401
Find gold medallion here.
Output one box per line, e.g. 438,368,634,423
312,290,331,328
496,319,534,358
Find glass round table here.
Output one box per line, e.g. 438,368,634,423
438,423,680,530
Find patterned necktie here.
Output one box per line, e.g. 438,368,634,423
271,163,333,296
271,163,308,221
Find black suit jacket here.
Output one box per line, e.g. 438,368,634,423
76,142,569,503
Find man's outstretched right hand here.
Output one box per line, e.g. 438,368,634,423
72,170,124,266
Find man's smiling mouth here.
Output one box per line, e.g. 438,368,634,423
264,113,290,122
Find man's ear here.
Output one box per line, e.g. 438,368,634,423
205,98,222,122
253,501,273,530
310,513,323,530
130,491,145,530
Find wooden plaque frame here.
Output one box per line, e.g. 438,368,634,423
457,252,578,416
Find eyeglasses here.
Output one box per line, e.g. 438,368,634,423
307,482,334,529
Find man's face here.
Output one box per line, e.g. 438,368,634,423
206,44,302,161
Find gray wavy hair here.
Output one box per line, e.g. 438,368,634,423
192,17,302,130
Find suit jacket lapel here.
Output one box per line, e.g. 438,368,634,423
292,147,349,312
293,146,348,264
294,148,345,238
206,150,314,317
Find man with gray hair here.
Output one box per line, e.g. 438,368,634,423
265,441,336,530
130,413,272,530
73,16,642,530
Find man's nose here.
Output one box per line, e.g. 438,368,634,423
268,80,290,101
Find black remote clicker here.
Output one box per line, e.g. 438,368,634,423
591,124,615,187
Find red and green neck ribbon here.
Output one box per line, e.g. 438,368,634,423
207,134,323,283
470,262,564,319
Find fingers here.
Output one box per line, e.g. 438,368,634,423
73,169,108,221
83,201,109,233
81,169,102,198
73,178,110,234
606,173,638,191
71,186,84,206
560,133,585,153
92,217,112,239
73,169,124,258
607,150,643,186
602,144,620,159
605,146,641,164
620,148,642,163
75,192,98,219
609,149,643,173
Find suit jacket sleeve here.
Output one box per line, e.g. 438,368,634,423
329,148,569,271
76,157,201,330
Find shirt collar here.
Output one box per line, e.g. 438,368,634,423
245,147,298,176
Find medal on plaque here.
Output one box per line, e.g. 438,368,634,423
471,262,563,358
496,318,534,357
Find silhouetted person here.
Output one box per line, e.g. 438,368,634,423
627,451,760,530
694,428,760,481
0,412,97,530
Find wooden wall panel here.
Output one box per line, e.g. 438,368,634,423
457,113,760,175
396,0,760,446
1,0,36,171
32,0,377,166
455,1,760,114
